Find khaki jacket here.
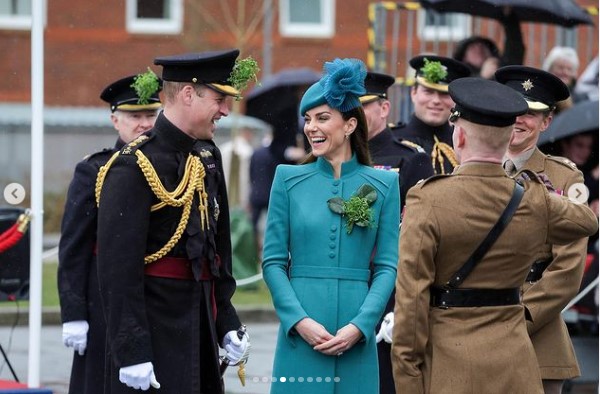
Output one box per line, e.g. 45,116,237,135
515,147,588,379
392,162,598,394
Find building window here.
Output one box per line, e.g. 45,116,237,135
418,10,471,41
0,0,42,30
126,0,182,34
279,0,335,38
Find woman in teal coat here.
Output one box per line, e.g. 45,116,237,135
262,58,400,394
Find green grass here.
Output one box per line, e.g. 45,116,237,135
0,261,272,309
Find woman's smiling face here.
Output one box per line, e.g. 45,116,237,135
304,104,355,162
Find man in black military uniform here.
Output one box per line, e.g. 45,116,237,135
96,50,252,393
394,55,470,174
361,71,434,394
58,71,162,394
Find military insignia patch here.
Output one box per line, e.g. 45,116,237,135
200,149,213,158
213,197,220,221
521,79,534,92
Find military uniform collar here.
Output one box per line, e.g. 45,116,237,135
115,138,126,150
504,147,537,172
316,154,360,178
154,112,196,154
454,162,509,177
406,114,452,139
369,126,394,152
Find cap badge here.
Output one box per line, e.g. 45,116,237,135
521,79,534,92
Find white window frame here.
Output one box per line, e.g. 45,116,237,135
418,10,471,42
0,0,46,31
279,0,335,38
126,0,183,35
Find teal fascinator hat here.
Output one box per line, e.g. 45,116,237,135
299,58,367,116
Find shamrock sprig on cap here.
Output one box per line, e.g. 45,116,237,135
328,184,377,234
131,68,160,105
421,58,447,84
228,56,260,101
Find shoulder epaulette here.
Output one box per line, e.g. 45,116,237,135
399,139,425,153
416,173,450,187
389,121,406,130
546,155,578,171
83,147,113,162
120,134,153,155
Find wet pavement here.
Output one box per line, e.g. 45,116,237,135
0,322,597,394
0,322,277,394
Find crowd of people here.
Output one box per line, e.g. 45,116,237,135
55,23,598,394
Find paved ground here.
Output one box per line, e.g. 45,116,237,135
0,320,597,394
0,323,277,394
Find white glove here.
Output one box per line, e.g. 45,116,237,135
119,362,161,391
222,330,251,365
62,320,89,356
375,312,394,344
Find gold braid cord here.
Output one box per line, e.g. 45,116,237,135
431,135,459,174
95,149,209,264
95,151,121,207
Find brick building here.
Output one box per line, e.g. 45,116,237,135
0,0,597,193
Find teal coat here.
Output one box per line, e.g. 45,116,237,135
262,155,400,394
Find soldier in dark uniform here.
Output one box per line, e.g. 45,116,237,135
392,77,598,394
57,71,162,394
96,50,253,393
496,65,587,394
361,71,433,394
393,55,470,174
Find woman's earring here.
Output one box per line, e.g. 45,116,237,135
345,134,350,140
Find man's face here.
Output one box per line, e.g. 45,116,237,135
411,85,454,127
509,110,551,153
362,99,389,140
560,134,594,166
190,86,232,140
463,42,492,69
111,110,159,143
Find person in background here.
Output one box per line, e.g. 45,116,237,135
58,70,162,394
574,56,599,102
96,49,253,393
496,65,587,394
360,71,433,394
262,58,399,394
542,46,582,111
453,8,525,77
392,77,598,394
394,55,470,174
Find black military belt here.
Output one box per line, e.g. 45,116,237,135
430,286,521,308
525,259,552,283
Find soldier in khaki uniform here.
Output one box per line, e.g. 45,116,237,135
391,77,598,394
496,65,588,394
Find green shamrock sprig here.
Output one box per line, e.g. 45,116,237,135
131,68,160,105
421,58,448,84
328,184,377,234
228,56,260,101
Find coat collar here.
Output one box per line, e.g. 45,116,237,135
316,154,360,178
454,162,510,178
153,112,196,154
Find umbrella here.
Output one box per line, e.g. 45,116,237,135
419,0,594,27
538,100,599,145
246,68,321,160
246,67,321,101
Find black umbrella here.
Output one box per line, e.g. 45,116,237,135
246,67,321,101
246,68,321,161
419,0,594,27
538,100,599,145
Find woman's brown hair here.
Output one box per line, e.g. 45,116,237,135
302,106,372,166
